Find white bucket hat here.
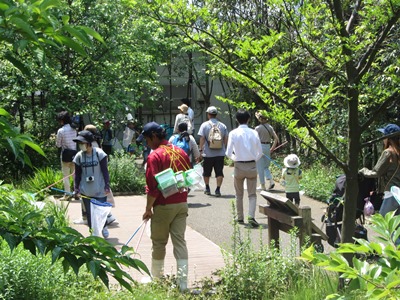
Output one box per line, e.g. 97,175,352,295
283,154,301,168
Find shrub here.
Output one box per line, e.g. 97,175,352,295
19,167,65,199
0,183,150,293
300,164,341,202
108,150,146,194
301,212,400,299
0,241,105,299
20,151,147,195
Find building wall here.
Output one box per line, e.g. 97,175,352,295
140,65,236,138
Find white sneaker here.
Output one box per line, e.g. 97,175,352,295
256,185,266,190
102,227,109,239
59,194,71,201
73,218,88,225
106,214,117,226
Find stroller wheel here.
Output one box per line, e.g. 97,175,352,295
314,243,324,253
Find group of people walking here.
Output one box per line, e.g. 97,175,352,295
137,105,307,291
55,105,400,292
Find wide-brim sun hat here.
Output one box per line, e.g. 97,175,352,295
255,111,268,122
377,124,400,137
178,104,189,114
283,154,301,168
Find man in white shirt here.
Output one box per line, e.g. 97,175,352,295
226,109,263,227
56,111,77,199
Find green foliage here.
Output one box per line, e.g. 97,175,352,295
109,151,146,194
270,158,340,202
20,167,64,196
145,0,400,244
0,108,45,167
301,212,400,299
302,164,341,202
0,0,103,73
216,203,336,299
0,241,106,299
0,183,150,292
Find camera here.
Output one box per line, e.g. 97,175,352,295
86,176,94,182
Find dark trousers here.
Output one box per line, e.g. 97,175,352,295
82,195,107,228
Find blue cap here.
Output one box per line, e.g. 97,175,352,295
377,124,400,136
136,122,163,142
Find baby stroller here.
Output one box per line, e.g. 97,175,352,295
321,174,380,247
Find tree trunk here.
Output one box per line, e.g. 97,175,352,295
341,88,361,245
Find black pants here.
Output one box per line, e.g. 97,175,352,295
82,195,107,229
286,192,300,205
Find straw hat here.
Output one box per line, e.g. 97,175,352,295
255,111,268,122
178,104,189,114
283,154,301,168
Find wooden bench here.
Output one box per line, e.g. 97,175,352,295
259,191,328,252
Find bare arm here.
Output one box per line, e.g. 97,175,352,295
270,129,279,152
199,136,206,151
143,194,156,220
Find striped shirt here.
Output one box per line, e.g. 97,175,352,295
56,124,77,150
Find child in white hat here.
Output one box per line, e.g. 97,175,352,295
281,154,302,206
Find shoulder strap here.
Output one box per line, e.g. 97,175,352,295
262,124,273,138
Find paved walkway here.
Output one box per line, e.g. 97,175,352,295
67,165,334,288
67,195,226,288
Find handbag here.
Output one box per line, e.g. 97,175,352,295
62,148,77,162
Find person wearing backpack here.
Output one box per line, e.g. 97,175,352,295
138,122,191,291
198,106,228,197
173,104,193,135
169,122,201,165
180,98,195,133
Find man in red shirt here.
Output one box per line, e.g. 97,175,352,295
137,122,191,291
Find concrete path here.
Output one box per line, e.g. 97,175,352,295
67,165,334,288
67,195,226,288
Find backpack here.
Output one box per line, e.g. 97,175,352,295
172,134,190,156
208,121,223,149
71,115,83,130
181,115,193,135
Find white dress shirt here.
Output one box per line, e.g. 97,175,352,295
226,124,262,162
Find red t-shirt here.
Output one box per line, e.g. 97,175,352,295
145,140,191,206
